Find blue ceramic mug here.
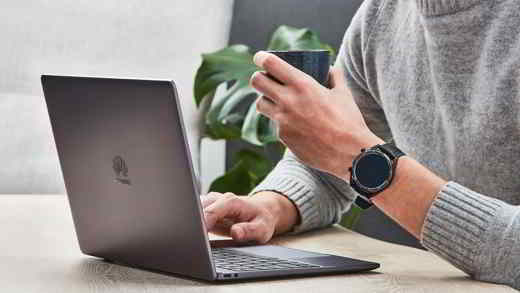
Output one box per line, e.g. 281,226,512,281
266,50,330,87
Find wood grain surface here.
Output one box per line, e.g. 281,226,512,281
0,195,514,292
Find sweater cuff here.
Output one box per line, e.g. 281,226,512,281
249,175,321,234
420,181,501,274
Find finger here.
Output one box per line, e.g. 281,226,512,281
256,96,279,120
328,65,347,89
253,51,307,86
200,192,222,208
250,71,286,104
230,220,273,244
203,195,255,231
207,218,236,236
208,226,233,238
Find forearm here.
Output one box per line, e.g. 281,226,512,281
251,154,446,240
371,156,446,238
249,191,300,235
365,151,520,288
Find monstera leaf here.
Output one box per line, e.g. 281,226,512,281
208,149,273,195
194,25,335,145
194,45,259,140
193,25,361,228
193,25,335,192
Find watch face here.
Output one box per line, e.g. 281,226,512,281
354,152,392,190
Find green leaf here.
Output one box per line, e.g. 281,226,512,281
208,160,255,195
241,99,278,146
200,25,337,196
234,149,273,181
194,45,259,107
205,81,257,140
194,25,336,145
208,150,273,195
340,205,363,229
267,25,336,61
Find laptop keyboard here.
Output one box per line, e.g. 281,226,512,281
212,247,321,272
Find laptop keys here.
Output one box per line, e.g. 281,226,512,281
212,248,321,272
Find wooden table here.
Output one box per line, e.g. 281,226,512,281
0,195,514,292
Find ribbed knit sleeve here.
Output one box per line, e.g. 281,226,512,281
421,182,520,289
250,149,356,233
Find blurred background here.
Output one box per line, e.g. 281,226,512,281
0,0,233,194
0,0,420,248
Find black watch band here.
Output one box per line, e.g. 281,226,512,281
377,143,405,160
351,142,405,210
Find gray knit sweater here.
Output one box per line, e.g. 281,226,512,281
251,0,520,289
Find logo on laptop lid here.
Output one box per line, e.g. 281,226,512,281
112,156,131,185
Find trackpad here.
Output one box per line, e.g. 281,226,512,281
229,245,326,259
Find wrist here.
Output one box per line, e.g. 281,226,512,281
370,156,446,238
249,191,300,235
334,131,385,181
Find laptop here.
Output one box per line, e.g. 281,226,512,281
41,75,380,281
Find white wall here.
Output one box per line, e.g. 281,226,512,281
0,0,232,194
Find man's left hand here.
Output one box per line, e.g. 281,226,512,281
250,51,383,181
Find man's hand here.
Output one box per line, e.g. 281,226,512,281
201,191,299,243
249,53,447,240
250,51,383,180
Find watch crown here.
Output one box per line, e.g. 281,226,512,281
348,167,352,173
361,148,366,152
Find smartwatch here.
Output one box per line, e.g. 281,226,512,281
349,143,405,209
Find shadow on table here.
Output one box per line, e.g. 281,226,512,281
72,257,381,286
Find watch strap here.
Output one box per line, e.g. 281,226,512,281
377,143,405,160
354,196,373,210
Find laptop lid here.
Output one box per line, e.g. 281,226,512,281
42,75,216,280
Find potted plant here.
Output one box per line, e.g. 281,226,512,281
194,25,361,228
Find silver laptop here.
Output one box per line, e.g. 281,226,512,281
41,75,379,281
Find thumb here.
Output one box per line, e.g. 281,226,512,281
328,65,347,89
230,220,273,244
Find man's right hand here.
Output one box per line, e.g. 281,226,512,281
201,191,300,244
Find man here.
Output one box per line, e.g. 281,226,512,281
202,0,520,289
